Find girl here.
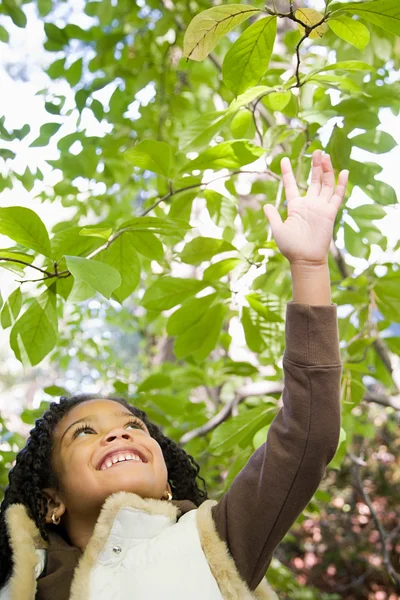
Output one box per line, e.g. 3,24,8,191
0,150,348,600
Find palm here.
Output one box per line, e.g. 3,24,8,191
264,150,349,265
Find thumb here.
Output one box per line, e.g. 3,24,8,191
263,204,283,235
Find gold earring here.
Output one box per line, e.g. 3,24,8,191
163,490,172,501
51,509,61,525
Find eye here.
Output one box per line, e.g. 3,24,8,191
72,419,146,439
72,423,94,439
126,420,146,431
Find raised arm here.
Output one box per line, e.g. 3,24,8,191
211,150,349,590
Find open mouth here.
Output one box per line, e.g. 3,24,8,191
100,454,145,471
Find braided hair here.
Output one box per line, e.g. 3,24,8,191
0,393,208,587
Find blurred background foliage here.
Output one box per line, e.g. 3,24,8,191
0,0,399,597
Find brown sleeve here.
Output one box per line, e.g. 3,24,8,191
210,301,343,591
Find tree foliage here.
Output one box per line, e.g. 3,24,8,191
0,0,399,596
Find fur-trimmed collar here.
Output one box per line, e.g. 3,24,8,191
4,492,278,600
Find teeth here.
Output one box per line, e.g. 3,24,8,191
101,452,143,470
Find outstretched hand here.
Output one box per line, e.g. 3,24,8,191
263,150,349,266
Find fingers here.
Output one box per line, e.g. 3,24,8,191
329,169,349,211
307,149,323,197
320,154,336,202
280,156,299,202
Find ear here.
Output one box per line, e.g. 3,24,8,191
42,488,67,524
167,482,173,496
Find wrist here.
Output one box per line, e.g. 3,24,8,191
290,261,331,305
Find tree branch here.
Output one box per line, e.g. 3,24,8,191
179,382,400,445
349,452,400,591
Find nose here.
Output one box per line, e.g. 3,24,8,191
102,427,133,444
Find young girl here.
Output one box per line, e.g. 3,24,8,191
0,150,348,600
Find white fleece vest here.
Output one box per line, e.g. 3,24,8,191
0,492,278,600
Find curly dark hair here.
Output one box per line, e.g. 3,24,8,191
0,393,208,587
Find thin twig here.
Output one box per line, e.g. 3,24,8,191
349,453,400,590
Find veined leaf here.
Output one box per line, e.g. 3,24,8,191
174,303,227,362
351,130,397,154
10,288,58,368
1,287,22,329
125,140,172,177
182,140,264,172
183,4,260,61
222,16,277,97
130,231,164,261
203,258,242,281
0,206,52,258
209,404,276,455
65,256,122,300
117,216,192,237
180,237,236,266
330,0,400,38
141,276,207,311
178,111,231,152
167,293,217,336
295,8,328,39
328,15,370,50
94,232,141,304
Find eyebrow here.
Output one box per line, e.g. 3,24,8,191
60,412,145,444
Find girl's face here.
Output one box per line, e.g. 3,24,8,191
46,399,170,521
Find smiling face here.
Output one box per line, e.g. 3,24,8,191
43,399,170,537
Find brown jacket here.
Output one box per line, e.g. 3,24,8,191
32,301,342,598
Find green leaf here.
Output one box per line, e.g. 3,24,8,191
178,111,231,153
30,122,62,147
351,130,397,154
242,305,264,353
182,140,264,172
0,206,52,258
91,99,104,121
303,60,373,83
0,149,16,160
137,374,172,392
349,204,386,221
43,385,68,396
3,0,27,27
94,232,141,303
117,216,192,237
174,303,227,361
295,8,328,39
328,15,370,49
230,109,255,138
227,85,272,113
46,58,66,79
360,179,397,206
38,0,52,17
125,140,172,177
209,404,276,455
10,288,58,367
263,91,292,112
44,23,68,44
222,16,277,97
180,237,236,266
65,57,83,86
332,0,400,38
183,4,260,61
343,222,369,259
0,25,9,43
1,287,22,329
130,231,164,261
203,258,242,281
204,190,237,228
65,256,122,301
79,227,113,241
141,276,207,311
167,293,217,336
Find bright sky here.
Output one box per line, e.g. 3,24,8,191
0,0,399,413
